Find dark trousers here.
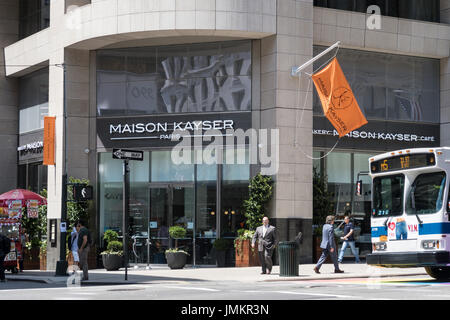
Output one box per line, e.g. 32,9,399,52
259,248,273,273
0,254,5,280
315,248,339,271
79,247,90,280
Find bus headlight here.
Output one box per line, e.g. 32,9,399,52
422,240,440,249
374,242,387,251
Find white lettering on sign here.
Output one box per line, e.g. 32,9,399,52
313,129,436,143
109,120,235,139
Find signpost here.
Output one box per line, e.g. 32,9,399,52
112,149,143,280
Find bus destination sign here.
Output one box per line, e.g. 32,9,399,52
370,153,435,173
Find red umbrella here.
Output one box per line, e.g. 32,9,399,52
0,189,47,207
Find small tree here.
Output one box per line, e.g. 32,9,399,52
242,174,274,231
168,226,187,251
313,167,335,234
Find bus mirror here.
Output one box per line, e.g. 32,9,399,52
447,200,450,214
356,180,363,196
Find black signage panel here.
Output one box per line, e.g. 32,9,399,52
370,153,435,173
313,116,440,152
112,148,144,161
97,112,252,149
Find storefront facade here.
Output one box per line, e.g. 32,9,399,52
1,0,450,269
312,46,441,259
96,41,254,265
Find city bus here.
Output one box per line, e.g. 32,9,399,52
366,147,450,280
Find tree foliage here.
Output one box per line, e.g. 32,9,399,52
242,174,274,231
313,167,335,232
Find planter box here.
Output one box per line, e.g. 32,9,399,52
39,254,46,271
102,254,123,271
216,250,226,267
235,239,260,267
166,251,188,269
23,248,40,270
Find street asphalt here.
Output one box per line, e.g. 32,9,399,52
4,262,428,286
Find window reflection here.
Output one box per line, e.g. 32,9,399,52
97,41,252,116
19,0,50,39
313,47,440,124
19,67,49,134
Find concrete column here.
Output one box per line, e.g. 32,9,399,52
0,0,19,193
441,2,450,146
46,0,91,269
261,0,314,263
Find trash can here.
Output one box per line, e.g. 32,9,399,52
278,241,299,277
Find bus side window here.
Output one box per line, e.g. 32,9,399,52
447,190,450,218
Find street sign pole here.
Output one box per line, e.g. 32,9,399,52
112,148,143,281
123,159,130,281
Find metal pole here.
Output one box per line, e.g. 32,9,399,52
146,217,151,270
123,160,129,280
55,63,68,276
291,41,340,76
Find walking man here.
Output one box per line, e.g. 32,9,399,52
252,217,278,274
76,220,91,281
338,216,361,263
314,215,344,274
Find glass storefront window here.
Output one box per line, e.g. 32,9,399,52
313,47,440,124
97,41,252,116
19,67,49,134
17,162,47,193
98,149,249,265
315,150,379,259
314,0,440,23
221,148,250,239
150,151,194,182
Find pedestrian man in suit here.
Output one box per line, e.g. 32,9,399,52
314,215,344,274
252,217,278,274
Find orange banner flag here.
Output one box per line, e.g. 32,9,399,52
312,57,367,137
43,116,56,165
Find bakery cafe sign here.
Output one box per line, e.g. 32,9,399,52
97,113,251,148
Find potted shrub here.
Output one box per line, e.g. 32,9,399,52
234,229,259,267
100,230,123,271
213,238,231,267
165,226,189,269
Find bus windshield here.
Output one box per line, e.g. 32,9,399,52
372,174,404,217
406,172,446,215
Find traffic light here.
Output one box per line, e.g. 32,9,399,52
72,185,93,201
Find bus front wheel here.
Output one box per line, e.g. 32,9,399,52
425,267,450,280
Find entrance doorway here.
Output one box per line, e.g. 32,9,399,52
147,183,195,264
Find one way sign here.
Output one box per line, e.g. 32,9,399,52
112,148,144,161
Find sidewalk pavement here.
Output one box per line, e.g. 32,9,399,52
4,263,429,286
